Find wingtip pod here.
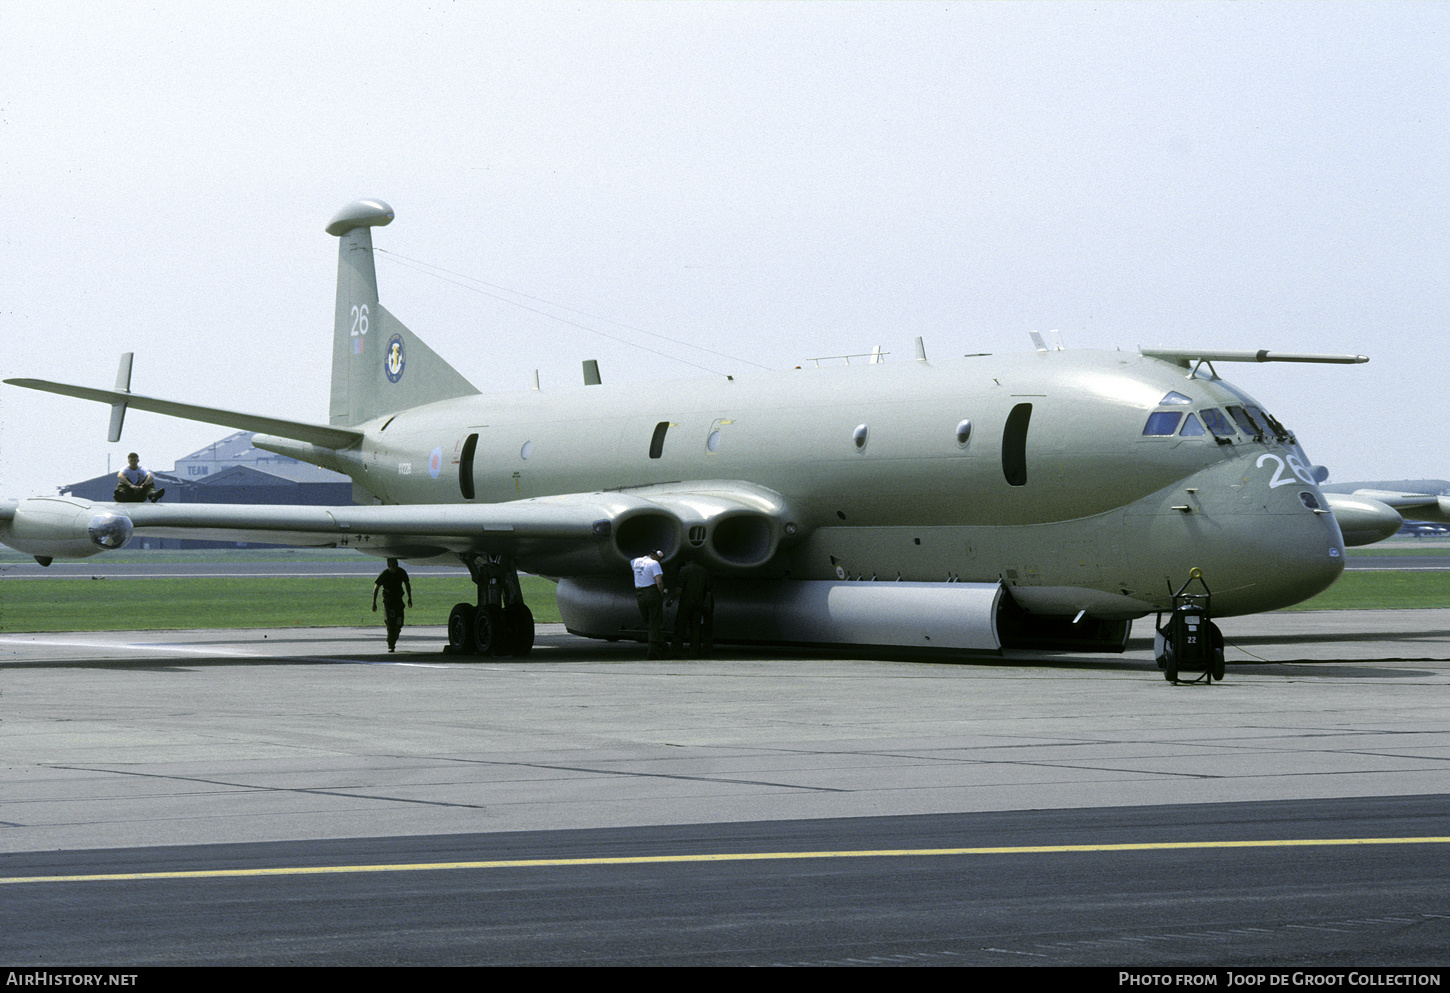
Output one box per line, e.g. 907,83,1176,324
1321,492,1403,546
0,497,133,559
325,200,395,237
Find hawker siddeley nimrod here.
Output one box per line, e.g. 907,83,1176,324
1,199,1374,666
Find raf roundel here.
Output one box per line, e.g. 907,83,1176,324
428,446,443,479
385,334,406,383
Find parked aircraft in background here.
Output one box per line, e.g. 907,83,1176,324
1400,522,1450,538
1,200,1370,664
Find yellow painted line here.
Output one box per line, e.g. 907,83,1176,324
3,836,1448,886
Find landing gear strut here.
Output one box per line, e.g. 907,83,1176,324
1154,568,1225,685
447,553,535,657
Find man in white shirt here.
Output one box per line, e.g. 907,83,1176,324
631,549,667,659
114,453,164,503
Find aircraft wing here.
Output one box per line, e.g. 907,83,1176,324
116,497,644,575
4,378,362,449
0,480,799,576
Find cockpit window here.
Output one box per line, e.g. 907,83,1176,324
1179,413,1206,436
1226,405,1264,438
1159,391,1192,405
1199,408,1236,438
1247,405,1288,440
1142,411,1182,436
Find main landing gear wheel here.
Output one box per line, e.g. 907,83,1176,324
457,553,536,658
473,604,506,656
447,603,476,654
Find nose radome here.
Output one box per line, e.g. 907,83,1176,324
1124,455,1346,616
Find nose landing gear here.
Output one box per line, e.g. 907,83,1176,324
1154,568,1225,684
446,553,535,657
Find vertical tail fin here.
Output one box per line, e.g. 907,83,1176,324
326,200,479,427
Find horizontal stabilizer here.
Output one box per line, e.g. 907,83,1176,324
4,379,363,450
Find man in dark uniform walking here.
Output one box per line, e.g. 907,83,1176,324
371,558,413,652
672,557,713,658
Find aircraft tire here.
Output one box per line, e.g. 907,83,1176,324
447,603,476,654
1163,643,1178,683
474,604,506,656
1210,622,1226,682
506,603,534,657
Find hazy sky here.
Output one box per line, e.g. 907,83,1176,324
2,1,1445,499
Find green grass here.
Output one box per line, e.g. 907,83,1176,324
0,575,562,632
0,568,1442,632
1280,570,1450,611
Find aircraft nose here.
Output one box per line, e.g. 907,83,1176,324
1126,454,1345,616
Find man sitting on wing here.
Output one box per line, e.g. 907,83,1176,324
114,452,164,503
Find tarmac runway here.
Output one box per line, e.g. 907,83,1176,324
2,611,1449,966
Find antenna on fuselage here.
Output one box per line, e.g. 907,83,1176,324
914,337,927,362
583,359,602,386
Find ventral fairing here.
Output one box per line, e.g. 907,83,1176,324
1,200,1367,665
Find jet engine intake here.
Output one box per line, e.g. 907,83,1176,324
698,511,777,570
626,481,799,573
612,510,682,563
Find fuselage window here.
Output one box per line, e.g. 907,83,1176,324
649,421,669,459
853,424,869,451
1178,413,1206,436
1002,403,1032,486
459,433,478,500
1199,408,1236,438
956,418,972,447
706,429,721,452
1142,411,1182,436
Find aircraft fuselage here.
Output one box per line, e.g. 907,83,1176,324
260,347,1345,619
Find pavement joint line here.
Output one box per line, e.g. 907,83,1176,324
3,836,1448,886
49,758,848,797
420,757,852,792
46,765,490,810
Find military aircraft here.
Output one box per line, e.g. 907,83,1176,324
0,199,1369,664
